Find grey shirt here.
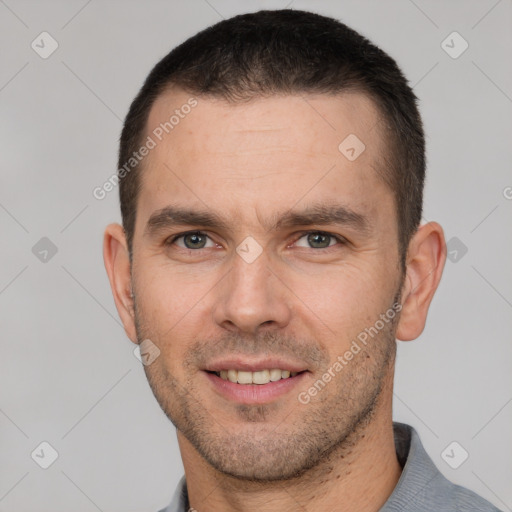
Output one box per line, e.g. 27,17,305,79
157,423,501,512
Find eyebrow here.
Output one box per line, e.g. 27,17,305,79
144,202,372,237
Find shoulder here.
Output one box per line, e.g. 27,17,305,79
429,474,503,511
385,423,503,512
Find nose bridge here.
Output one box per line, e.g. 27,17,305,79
213,243,291,334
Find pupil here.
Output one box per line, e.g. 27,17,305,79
309,233,329,248
185,233,205,249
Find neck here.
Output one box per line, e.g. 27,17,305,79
178,378,401,512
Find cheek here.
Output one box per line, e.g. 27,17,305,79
136,263,211,321
134,265,216,365
290,262,389,343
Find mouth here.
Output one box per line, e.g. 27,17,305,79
203,359,309,404
203,355,310,404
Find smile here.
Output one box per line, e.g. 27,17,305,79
205,369,308,404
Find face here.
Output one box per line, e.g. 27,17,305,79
129,90,405,480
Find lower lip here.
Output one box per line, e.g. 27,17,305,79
204,371,308,404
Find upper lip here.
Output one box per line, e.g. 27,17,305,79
204,356,308,373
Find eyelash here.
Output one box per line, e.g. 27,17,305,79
165,230,346,252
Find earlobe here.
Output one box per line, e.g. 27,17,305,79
396,222,446,342
103,223,138,343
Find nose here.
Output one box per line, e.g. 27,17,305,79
212,246,292,335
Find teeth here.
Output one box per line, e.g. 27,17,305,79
237,371,252,384
216,369,301,385
253,370,270,384
269,369,282,381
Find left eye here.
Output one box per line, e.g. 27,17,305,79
294,232,342,249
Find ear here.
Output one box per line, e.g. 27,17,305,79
103,223,137,344
396,221,446,341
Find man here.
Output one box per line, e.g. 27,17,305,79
103,9,501,512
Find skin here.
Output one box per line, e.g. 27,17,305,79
103,89,446,512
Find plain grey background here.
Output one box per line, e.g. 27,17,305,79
1,1,511,511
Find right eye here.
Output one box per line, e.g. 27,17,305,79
165,231,216,250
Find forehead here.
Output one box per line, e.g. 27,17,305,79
137,88,392,234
